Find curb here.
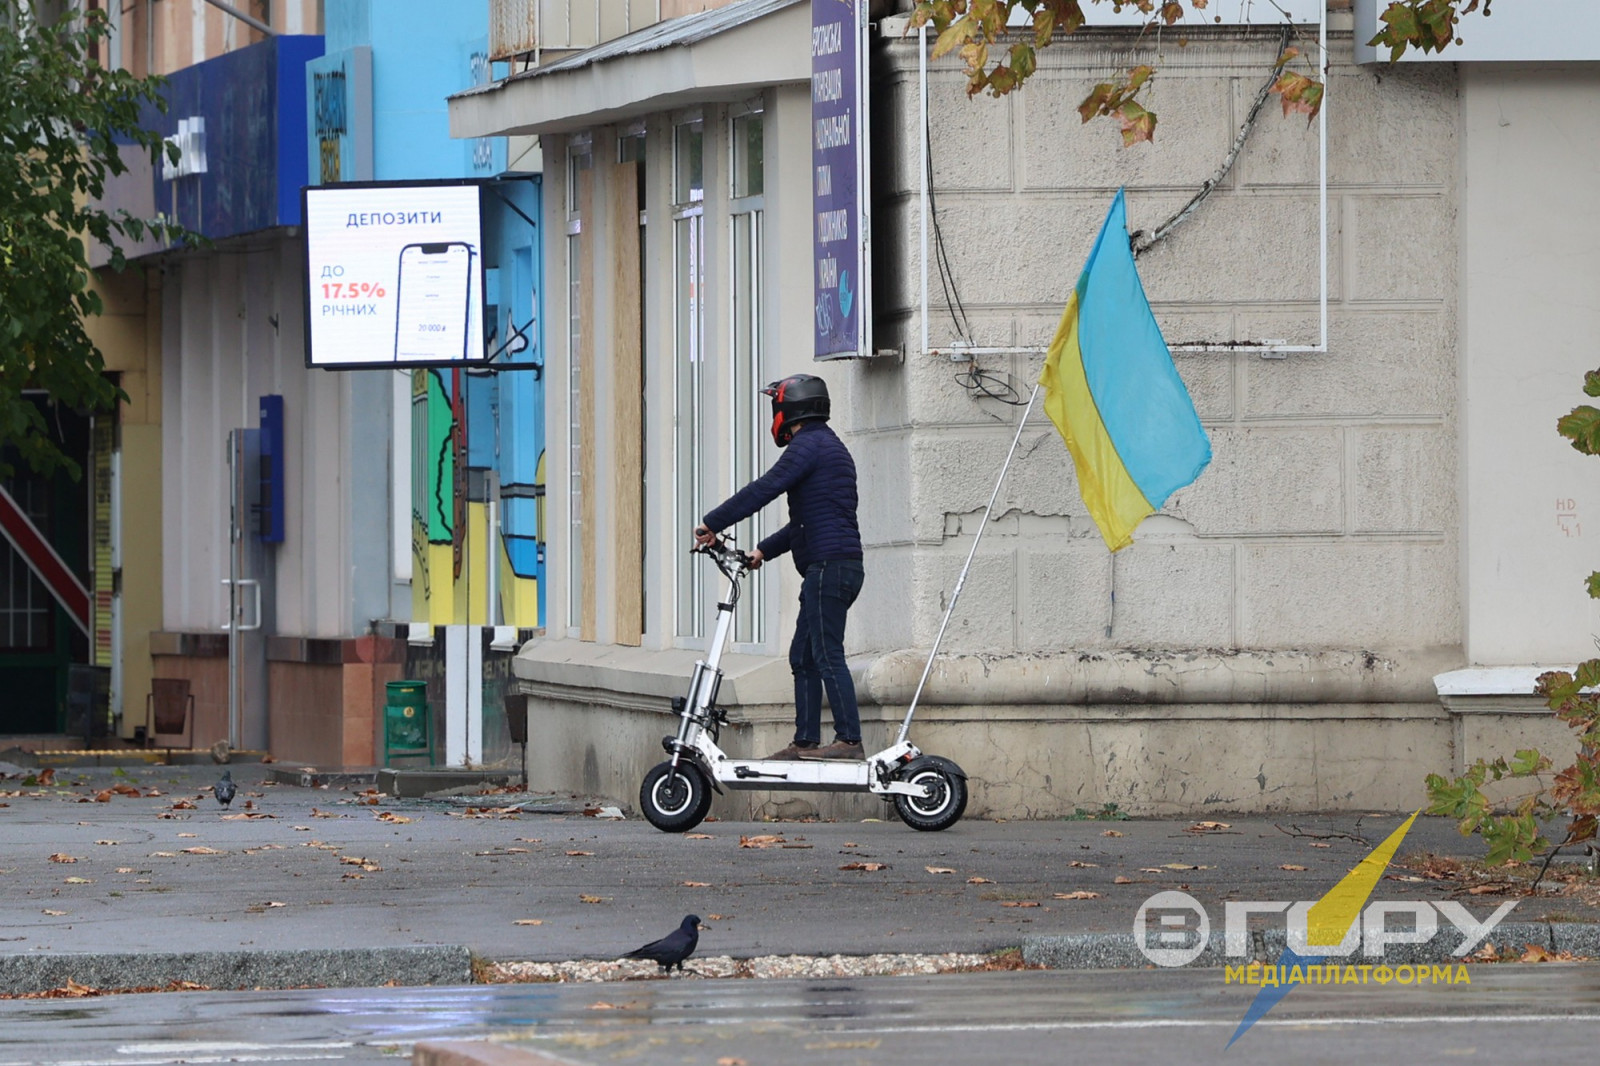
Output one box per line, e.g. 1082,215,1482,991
0,945,471,996
1021,921,1600,968
413,1043,566,1066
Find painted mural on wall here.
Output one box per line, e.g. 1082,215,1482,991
409,173,545,630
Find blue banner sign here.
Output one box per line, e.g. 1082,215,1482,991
812,0,866,359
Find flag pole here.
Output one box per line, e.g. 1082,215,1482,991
896,381,1041,745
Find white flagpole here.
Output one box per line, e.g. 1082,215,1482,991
896,382,1041,745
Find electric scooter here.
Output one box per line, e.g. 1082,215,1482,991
638,536,968,833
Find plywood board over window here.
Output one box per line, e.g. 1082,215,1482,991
611,159,644,646
577,167,598,643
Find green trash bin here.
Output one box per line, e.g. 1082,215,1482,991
384,680,433,764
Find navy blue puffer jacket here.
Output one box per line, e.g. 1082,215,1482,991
702,423,862,572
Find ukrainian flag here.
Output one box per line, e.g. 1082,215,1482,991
1039,189,1211,552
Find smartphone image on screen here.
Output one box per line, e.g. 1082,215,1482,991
393,242,476,362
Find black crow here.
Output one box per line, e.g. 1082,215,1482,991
622,914,701,973
213,770,236,808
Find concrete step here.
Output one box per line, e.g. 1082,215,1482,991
266,765,382,789
378,766,522,798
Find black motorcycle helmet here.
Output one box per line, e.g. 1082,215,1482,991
763,374,831,447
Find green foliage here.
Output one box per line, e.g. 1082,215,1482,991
1064,802,1129,821
1423,364,1600,864
909,0,1486,144
0,1,192,478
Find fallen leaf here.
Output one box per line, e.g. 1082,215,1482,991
739,834,785,849
1114,876,1136,884
707,913,730,920
177,833,196,838
1066,860,1098,868
967,876,995,884
1473,941,1500,962
839,862,889,872
311,808,341,819
588,1001,621,1010
111,784,141,797
149,851,175,857
1385,874,1426,883
41,909,66,916
114,867,134,874
681,881,712,887
376,812,412,824
170,800,196,810
63,876,92,884
1101,830,1123,838
221,812,275,821
1000,900,1040,908
1161,863,1207,871
93,790,112,803
180,846,223,855
1521,943,1554,963
1053,891,1101,900
36,769,55,786
926,866,957,874
94,840,118,846
342,872,363,880
265,901,286,908
717,1058,747,1066
1186,821,1232,832
48,853,78,864
1469,883,1510,895
1280,864,1308,872
506,847,529,854
516,838,543,843
579,894,609,904
566,850,593,857
513,919,544,926
1309,842,1331,848
684,833,714,840
292,825,312,831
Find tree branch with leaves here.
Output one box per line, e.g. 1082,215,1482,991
0,1,192,478
908,0,1492,145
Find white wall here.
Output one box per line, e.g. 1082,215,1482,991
159,238,400,639
1460,64,1600,664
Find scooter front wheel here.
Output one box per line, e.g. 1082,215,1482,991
640,760,712,832
893,756,968,832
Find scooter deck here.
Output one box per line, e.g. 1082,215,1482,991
713,756,871,792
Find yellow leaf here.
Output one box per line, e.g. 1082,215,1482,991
1280,864,1308,871
925,866,957,874
930,17,975,62
967,876,995,884
579,894,609,904
513,919,544,926
63,876,92,884
1101,830,1123,838
1053,891,1100,900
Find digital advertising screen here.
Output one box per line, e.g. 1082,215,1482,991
302,181,486,368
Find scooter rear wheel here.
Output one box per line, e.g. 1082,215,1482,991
640,760,712,832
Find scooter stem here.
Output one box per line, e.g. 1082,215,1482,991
896,383,1041,745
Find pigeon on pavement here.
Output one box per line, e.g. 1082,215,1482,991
622,914,701,973
213,770,236,808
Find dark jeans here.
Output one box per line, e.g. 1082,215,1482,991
789,558,865,746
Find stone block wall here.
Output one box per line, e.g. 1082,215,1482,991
847,24,1461,670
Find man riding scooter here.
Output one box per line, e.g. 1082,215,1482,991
693,374,866,762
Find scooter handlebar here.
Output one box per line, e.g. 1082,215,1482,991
693,534,752,573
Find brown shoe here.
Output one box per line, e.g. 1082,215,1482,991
766,743,815,760
798,740,864,761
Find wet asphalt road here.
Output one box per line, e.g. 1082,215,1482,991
5,966,1600,1066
